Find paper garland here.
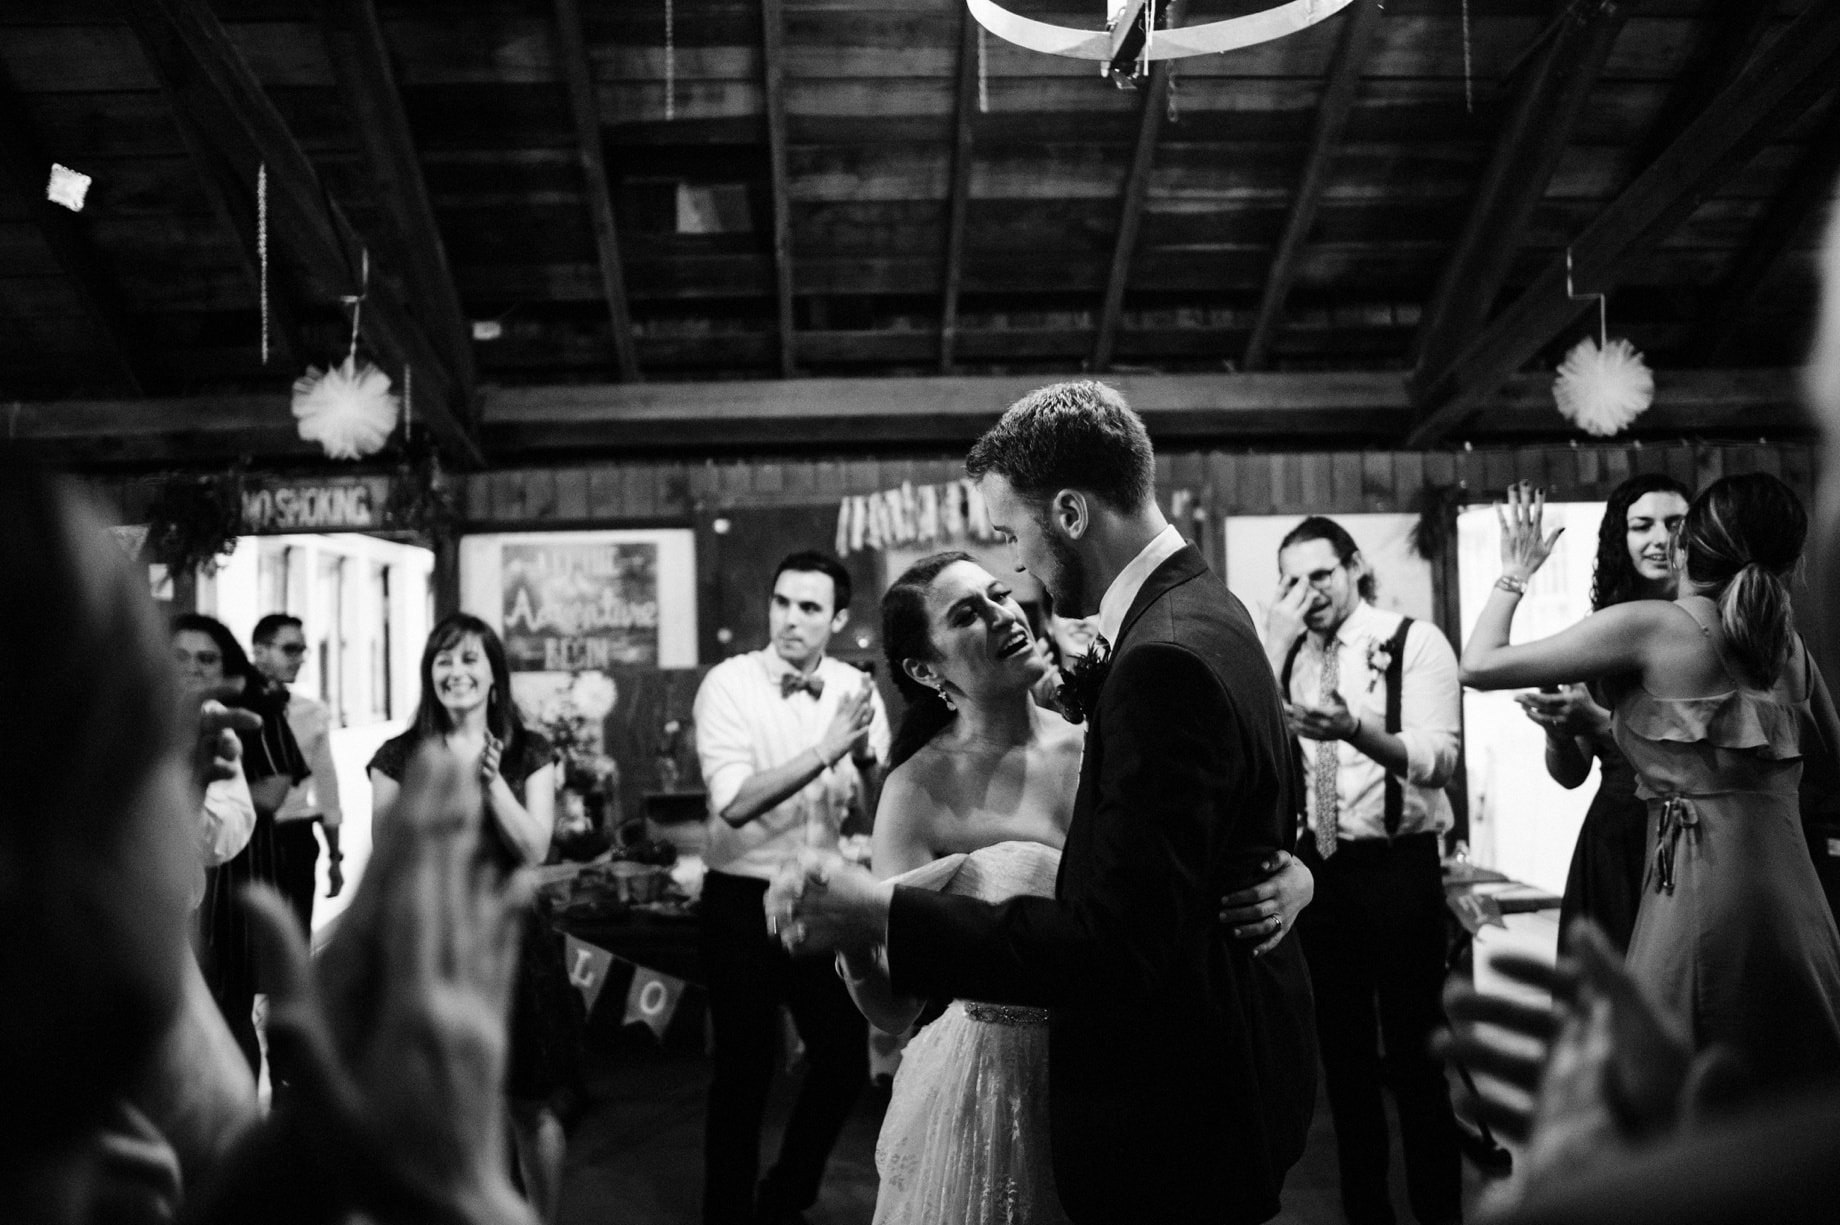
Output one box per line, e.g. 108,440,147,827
835,479,1003,557
564,933,691,1041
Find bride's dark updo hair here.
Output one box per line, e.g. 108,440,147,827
1679,473,1807,688
882,551,976,772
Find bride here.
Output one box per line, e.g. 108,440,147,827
836,552,1313,1224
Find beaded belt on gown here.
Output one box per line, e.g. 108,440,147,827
964,1002,1049,1027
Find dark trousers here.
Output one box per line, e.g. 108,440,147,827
699,869,867,1223
198,812,280,1074
272,818,321,936
1298,833,1462,1225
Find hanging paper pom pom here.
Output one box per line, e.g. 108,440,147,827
292,355,400,459
1552,336,1654,437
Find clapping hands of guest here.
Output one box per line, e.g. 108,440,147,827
1438,920,1742,1208
206,746,536,1225
765,849,893,956
480,730,504,788
1286,689,1359,742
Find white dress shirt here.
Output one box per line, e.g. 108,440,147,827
1284,601,1461,840
1096,523,1188,647
694,647,891,880
276,691,341,828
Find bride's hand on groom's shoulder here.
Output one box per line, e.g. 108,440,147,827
765,851,892,957
1218,851,1314,956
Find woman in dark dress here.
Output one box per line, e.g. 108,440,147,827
173,612,308,1073
368,613,574,1221
1515,474,1690,953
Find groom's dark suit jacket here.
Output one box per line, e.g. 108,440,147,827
888,544,1317,1224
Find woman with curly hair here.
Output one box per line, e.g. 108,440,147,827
1515,473,1690,953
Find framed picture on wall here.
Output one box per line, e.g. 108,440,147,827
460,529,699,670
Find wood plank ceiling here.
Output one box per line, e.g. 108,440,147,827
2,0,1839,462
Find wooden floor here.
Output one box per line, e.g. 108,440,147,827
556,1023,1497,1225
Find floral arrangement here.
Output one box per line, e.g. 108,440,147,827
655,715,693,791
532,672,620,860
145,464,246,576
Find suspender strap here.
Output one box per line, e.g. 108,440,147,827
1279,634,1308,840
1382,617,1414,836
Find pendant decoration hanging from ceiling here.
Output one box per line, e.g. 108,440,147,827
967,0,1356,85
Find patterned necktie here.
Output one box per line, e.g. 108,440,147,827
1313,638,1340,859
779,671,824,700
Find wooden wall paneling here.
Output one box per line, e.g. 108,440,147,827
1599,446,1631,492
753,460,785,497
1273,454,1304,514
1360,451,1393,510
783,458,815,500
1480,448,1516,496
694,506,725,664
1206,450,1239,519
1299,452,1332,511
1750,446,1783,480
1629,443,1666,476
814,459,846,499
1780,444,1813,501
686,461,722,509
1241,454,1274,515
526,467,560,521
1330,451,1365,509
1421,449,1455,497
1573,444,1600,493
718,459,752,504
846,458,880,499
554,467,590,520
587,465,621,519
1392,450,1425,509
618,464,657,519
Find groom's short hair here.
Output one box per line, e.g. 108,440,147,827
965,380,1155,514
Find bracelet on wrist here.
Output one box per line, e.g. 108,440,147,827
1495,573,1529,595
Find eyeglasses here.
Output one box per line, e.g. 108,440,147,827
174,647,222,668
277,643,308,656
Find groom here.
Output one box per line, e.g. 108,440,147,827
773,381,1317,1223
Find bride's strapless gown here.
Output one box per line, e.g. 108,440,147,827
873,840,1072,1225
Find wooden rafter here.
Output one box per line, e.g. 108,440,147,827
762,0,796,378
324,0,478,405
552,0,639,382
0,70,155,394
938,5,979,373
1241,0,1385,372
1690,100,1840,362
1407,0,1629,393
1090,0,1185,373
9,368,1812,464
118,0,484,466
1403,0,1840,447
1635,1,1779,168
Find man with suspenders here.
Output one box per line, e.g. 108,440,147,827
1268,516,1466,1225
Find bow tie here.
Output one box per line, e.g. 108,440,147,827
779,672,824,700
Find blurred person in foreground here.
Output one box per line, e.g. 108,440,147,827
1437,196,1840,1223
0,464,539,1225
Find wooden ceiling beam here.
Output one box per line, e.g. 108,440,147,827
11,368,1810,465
1241,0,1385,372
1407,0,1630,393
1634,1,1779,167
762,0,796,378
1689,98,1840,362
552,0,638,382
1091,0,1185,373
938,5,979,373
324,0,478,404
1404,0,1840,448
117,0,484,466
0,70,157,395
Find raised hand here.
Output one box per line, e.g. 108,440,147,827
1497,482,1565,582
818,683,875,767
192,691,262,791
240,747,536,1225
1267,574,1314,648
480,731,504,788
1439,920,1700,1205
1287,689,1358,742
1219,850,1314,956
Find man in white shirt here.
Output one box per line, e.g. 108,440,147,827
692,551,889,1225
1269,516,1463,1225
251,614,343,936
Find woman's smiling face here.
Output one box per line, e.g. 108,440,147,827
431,632,493,716
908,559,1048,702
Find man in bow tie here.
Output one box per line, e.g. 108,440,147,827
691,549,889,1224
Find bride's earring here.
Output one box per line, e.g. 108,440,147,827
934,685,956,712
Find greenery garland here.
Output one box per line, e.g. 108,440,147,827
145,464,246,576
384,433,459,541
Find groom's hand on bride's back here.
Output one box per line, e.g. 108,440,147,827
765,850,893,956
1218,851,1314,957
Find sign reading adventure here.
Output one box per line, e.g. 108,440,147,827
502,541,660,671
241,476,389,534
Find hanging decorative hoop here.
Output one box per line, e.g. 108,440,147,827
966,0,1355,61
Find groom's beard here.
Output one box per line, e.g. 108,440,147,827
1042,530,1095,619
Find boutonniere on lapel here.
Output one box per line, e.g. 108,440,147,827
1054,637,1113,725
1363,637,1393,694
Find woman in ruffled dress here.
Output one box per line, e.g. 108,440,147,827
1462,475,1840,1091
838,552,1314,1224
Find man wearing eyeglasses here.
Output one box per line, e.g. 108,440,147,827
1267,517,1464,1225
251,613,343,936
